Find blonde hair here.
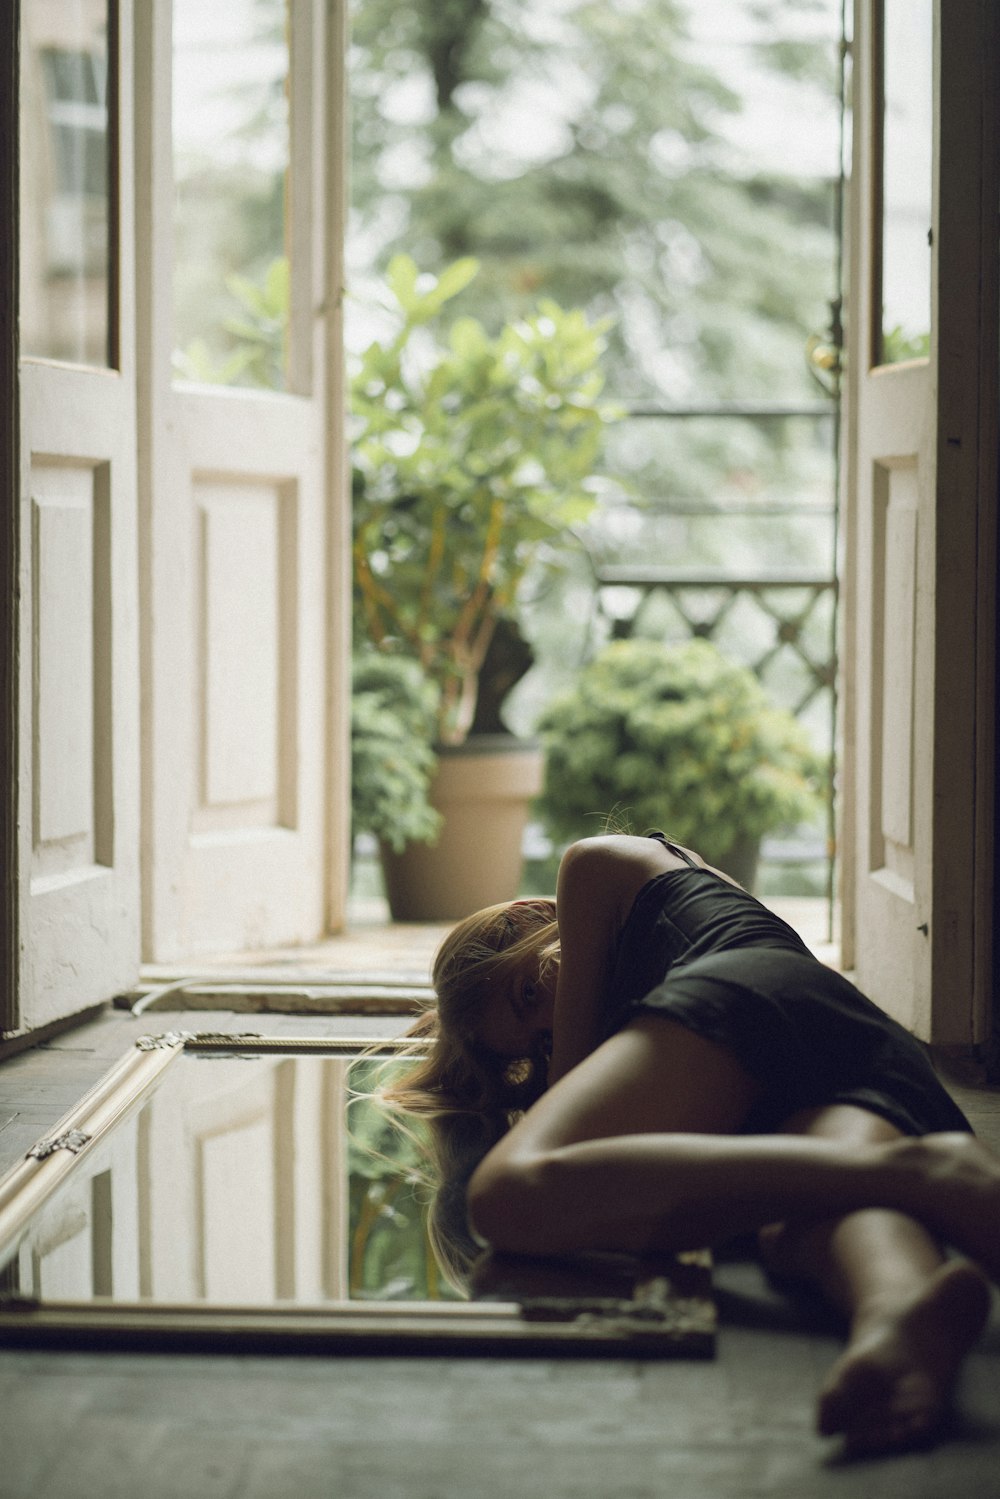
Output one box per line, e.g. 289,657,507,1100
378,898,559,1286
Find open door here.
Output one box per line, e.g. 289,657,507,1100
10,0,142,1035
841,0,997,1043
136,0,349,961
3,0,349,1039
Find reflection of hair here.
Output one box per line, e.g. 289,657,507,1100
380,898,559,1288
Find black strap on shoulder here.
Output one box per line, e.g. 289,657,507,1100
645,830,701,869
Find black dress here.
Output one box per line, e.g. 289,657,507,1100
601,837,971,1137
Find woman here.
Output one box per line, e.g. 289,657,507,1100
387,832,999,1456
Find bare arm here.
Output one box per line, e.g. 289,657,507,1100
546,837,666,1084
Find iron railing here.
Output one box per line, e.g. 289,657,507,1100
587,400,839,893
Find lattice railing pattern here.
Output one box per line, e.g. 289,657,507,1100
594,566,837,719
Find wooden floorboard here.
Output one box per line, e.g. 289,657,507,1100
2,916,1000,1498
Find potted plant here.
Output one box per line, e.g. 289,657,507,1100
535,638,826,890
351,255,616,918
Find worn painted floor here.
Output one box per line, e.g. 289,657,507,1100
2,909,1000,1499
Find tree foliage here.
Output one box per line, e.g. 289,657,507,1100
348,0,838,403
352,255,615,742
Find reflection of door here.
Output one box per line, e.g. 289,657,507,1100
137,0,347,961
842,1,997,1042
11,1,141,1033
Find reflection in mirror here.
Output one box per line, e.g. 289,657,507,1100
19,0,112,367
172,0,291,390
877,0,933,365
0,1038,716,1354
347,1058,463,1302
4,1053,459,1308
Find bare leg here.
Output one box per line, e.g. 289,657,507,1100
467,1018,1000,1279
757,1106,991,1454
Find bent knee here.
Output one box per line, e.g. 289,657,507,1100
467,1149,553,1253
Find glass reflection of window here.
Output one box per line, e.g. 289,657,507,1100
877,0,933,366
19,1,112,366
172,0,291,391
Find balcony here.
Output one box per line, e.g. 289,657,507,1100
566,397,838,918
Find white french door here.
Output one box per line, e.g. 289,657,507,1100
842,0,997,1043
14,0,141,1032
5,0,348,1037
136,0,348,961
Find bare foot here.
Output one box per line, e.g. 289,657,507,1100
817,1259,991,1456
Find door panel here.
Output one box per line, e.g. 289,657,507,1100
871,459,917,877
14,2,140,1033
164,394,326,956
194,477,292,830
137,0,339,960
843,0,997,1043
849,367,933,1033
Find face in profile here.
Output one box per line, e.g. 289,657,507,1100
476,940,557,1061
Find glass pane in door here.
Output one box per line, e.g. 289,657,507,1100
19,0,113,367
877,0,933,365
172,0,291,391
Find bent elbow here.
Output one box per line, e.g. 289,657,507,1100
466,1151,551,1254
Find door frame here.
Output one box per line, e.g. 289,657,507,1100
1,2,18,1033
324,0,351,940
933,1,999,1050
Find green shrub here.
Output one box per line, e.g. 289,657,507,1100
535,638,825,868
351,653,442,853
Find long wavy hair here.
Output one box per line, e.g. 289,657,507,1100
379,897,560,1287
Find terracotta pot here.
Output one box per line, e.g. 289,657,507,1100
715,835,760,892
380,736,544,922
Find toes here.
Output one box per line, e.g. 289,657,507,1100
822,1404,939,1457
817,1382,850,1438
839,1405,939,1459
817,1359,880,1437
818,1363,942,1455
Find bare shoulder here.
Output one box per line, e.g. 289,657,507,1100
544,837,675,1080
556,835,677,925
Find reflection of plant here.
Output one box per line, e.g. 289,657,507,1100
351,653,442,851
352,254,616,744
536,637,825,869
346,1059,461,1302
174,255,289,387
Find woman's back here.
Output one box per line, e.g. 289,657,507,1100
603,836,812,1018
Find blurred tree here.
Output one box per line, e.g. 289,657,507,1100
348,0,839,403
